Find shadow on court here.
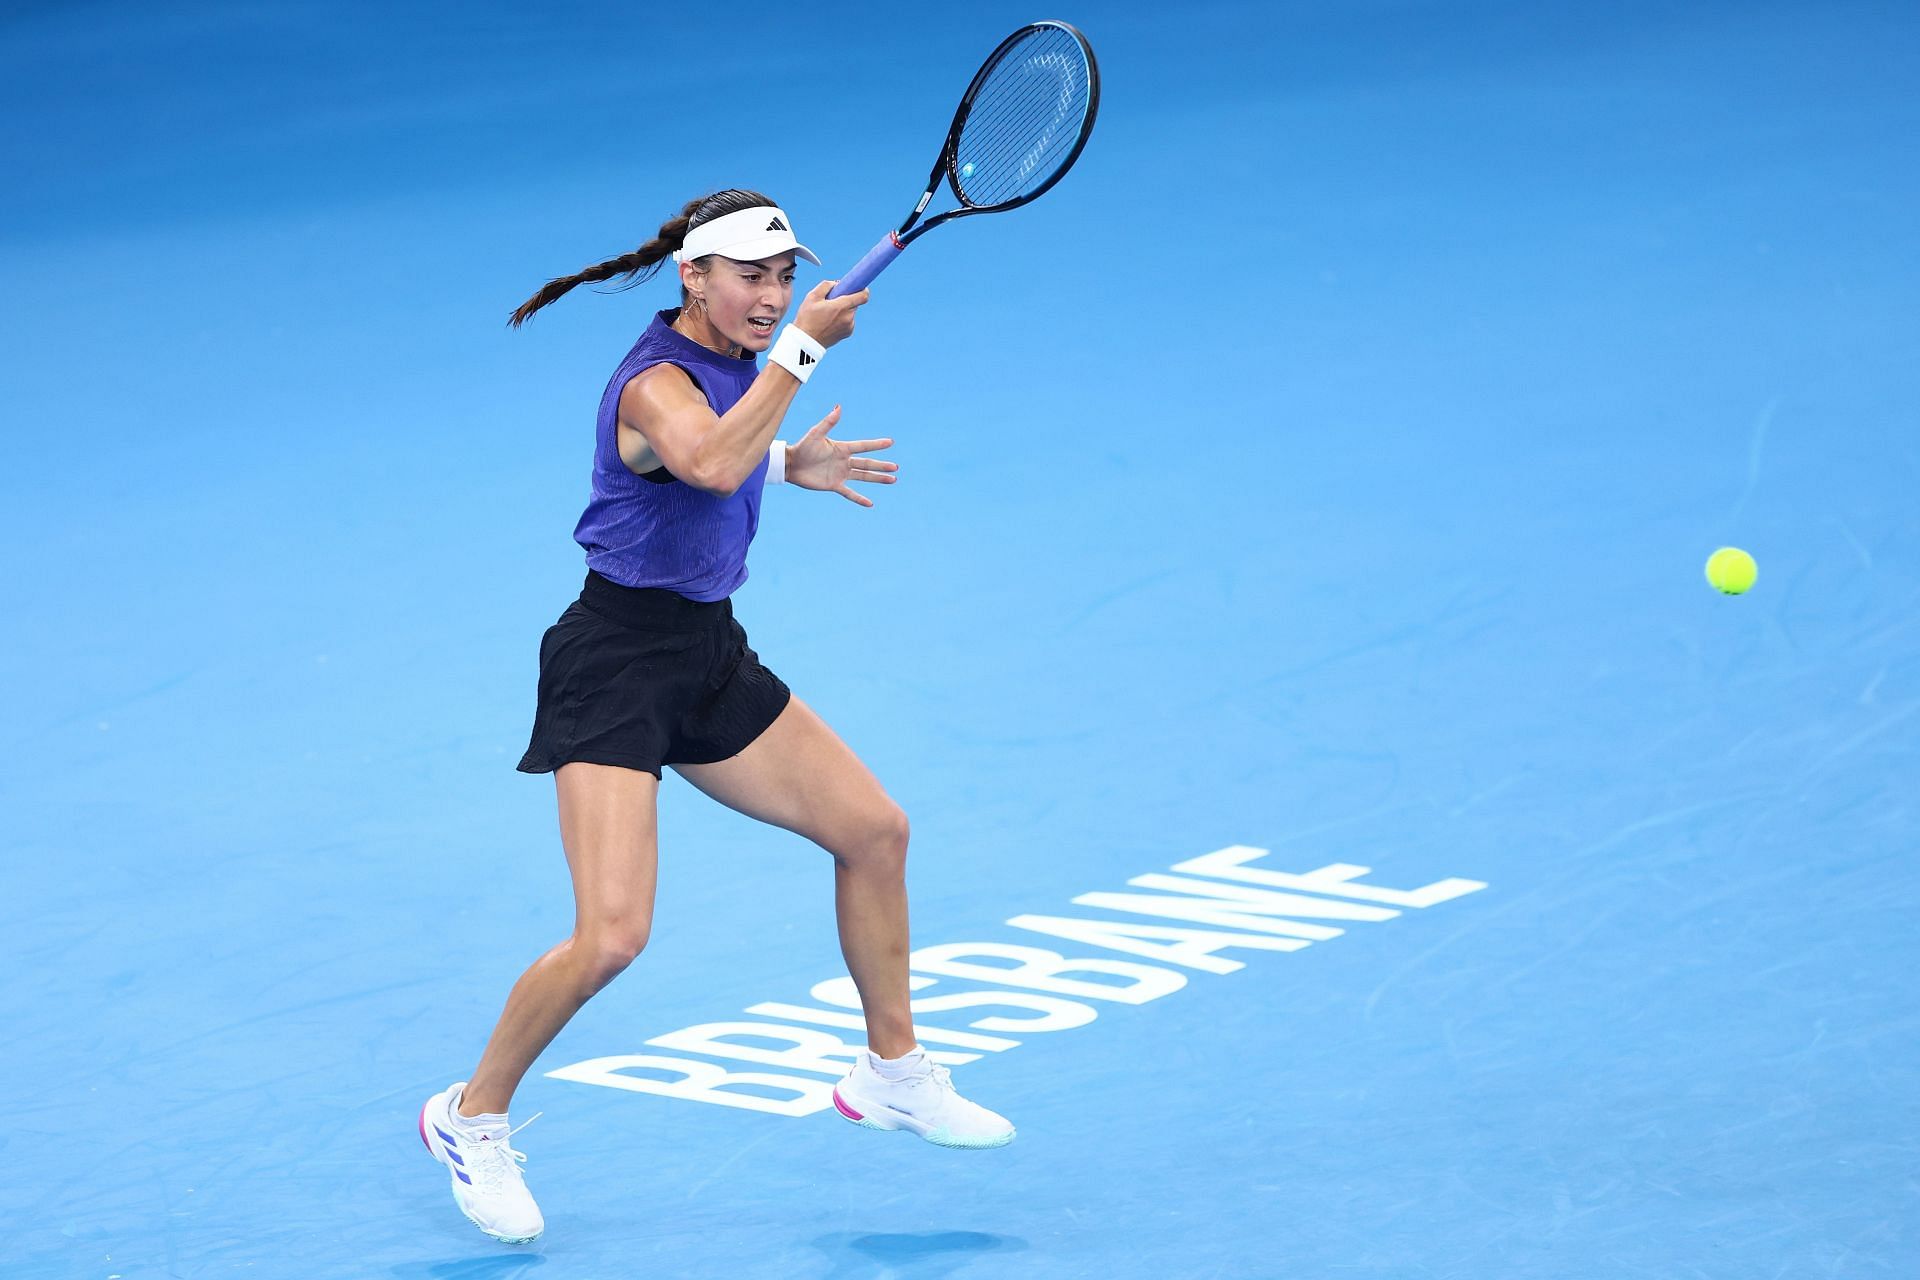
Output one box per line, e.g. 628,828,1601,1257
811,1229,1029,1277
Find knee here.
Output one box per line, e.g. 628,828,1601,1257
838,802,910,875
575,921,651,992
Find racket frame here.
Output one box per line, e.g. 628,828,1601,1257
826,20,1099,299
899,18,1102,246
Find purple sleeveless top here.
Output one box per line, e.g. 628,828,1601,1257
571,309,770,601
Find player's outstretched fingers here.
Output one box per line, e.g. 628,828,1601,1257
804,405,843,440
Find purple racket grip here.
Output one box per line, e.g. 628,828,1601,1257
827,232,904,299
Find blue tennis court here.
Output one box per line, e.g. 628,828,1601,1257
5,1,1917,1276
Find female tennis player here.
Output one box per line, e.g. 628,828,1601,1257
416,189,1014,1245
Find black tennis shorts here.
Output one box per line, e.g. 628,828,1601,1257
516,570,792,779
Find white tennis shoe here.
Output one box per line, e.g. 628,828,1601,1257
831,1049,1016,1149
418,1081,544,1244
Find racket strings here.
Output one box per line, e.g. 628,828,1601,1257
966,87,1072,184
953,27,1092,208
958,88,1081,206
970,50,1079,153
959,56,1083,202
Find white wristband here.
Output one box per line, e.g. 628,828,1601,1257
767,440,787,484
767,323,824,382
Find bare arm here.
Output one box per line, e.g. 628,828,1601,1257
618,281,869,496
619,362,799,496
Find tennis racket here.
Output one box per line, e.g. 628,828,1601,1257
826,20,1101,300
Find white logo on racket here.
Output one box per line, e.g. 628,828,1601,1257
958,54,1080,197
1013,54,1080,188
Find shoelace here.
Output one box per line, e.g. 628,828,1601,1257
466,1111,542,1195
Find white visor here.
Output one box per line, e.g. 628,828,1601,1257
671,205,820,267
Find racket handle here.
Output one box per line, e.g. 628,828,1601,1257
827,232,904,299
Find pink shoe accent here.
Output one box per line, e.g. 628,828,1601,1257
418,1102,432,1152
831,1089,865,1121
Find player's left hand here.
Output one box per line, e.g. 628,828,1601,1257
786,405,897,507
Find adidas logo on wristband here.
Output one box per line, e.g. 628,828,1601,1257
769,324,824,383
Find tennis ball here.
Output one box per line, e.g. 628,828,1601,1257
1705,546,1757,595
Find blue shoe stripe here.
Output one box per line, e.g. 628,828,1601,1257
455,1169,472,1185
432,1125,468,1166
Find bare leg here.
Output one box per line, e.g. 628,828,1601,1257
673,694,917,1059
829,839,916,1058
460,762,660,1116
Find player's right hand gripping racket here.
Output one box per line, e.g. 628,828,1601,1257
826,20,1101,300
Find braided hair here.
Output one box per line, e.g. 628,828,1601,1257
507,188,778,328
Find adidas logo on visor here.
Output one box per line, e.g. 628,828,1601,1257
766,216,789,231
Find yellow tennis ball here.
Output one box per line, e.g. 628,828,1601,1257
1705,546,1757,595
